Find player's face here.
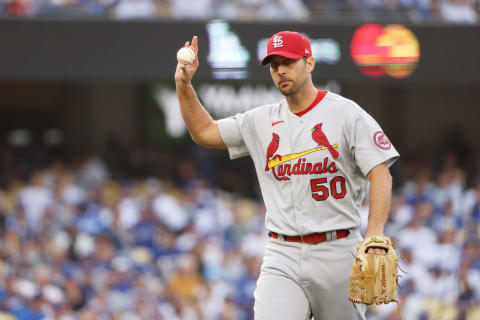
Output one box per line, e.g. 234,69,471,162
269,56,309,96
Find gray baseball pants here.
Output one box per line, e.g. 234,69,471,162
254,229,367,320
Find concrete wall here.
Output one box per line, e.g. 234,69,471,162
65,83,139,152
0,82,477,157
344,84,480,155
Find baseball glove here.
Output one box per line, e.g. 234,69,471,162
349,235,400,306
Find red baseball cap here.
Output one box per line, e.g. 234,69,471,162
261,31,312,65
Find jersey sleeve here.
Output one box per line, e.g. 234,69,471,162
352,110,400,177
217,113,250,159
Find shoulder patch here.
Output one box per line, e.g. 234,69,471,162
373,131,391,150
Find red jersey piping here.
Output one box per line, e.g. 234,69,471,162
294,89,327,117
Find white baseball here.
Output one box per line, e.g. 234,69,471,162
177,47,196,65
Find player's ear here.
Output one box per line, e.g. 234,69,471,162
306,57,315,72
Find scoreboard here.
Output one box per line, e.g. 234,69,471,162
0,19,478,84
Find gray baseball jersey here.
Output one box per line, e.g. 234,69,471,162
218,90,399,236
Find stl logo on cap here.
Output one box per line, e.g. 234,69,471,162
261,31,312,65
273,35,284,48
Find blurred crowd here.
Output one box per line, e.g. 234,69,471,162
365,151,480,319
0,143,479,319
0,0,479,24
0,146,268,320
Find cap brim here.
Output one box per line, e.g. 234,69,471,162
261,51,304,65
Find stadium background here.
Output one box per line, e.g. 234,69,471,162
0,1,479,319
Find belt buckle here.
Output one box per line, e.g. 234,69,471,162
325,230,337,242
325,230,338,241
325,231,332,242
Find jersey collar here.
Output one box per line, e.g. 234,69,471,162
294,89,327,117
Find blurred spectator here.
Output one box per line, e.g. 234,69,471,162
113,0,157,19
76,155,110,190
440,0,478,23
256,0,310,21
170,0,213,19
1,0,478,24
5,0,31,16
17,170,54,233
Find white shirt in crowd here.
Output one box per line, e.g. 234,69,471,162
18,185,54,230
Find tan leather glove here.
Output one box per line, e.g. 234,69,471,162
349,235,400,305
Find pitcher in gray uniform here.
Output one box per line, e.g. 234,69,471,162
175,31,399,320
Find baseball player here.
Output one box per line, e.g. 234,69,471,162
175,32,399,319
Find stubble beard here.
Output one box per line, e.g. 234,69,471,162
279,83,297,96
278,76,307,97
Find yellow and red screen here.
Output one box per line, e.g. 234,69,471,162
351,24,420,79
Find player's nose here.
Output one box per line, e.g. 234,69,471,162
277,64,288,75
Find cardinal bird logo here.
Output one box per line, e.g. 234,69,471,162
265,133,280,171
311,123,339,159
